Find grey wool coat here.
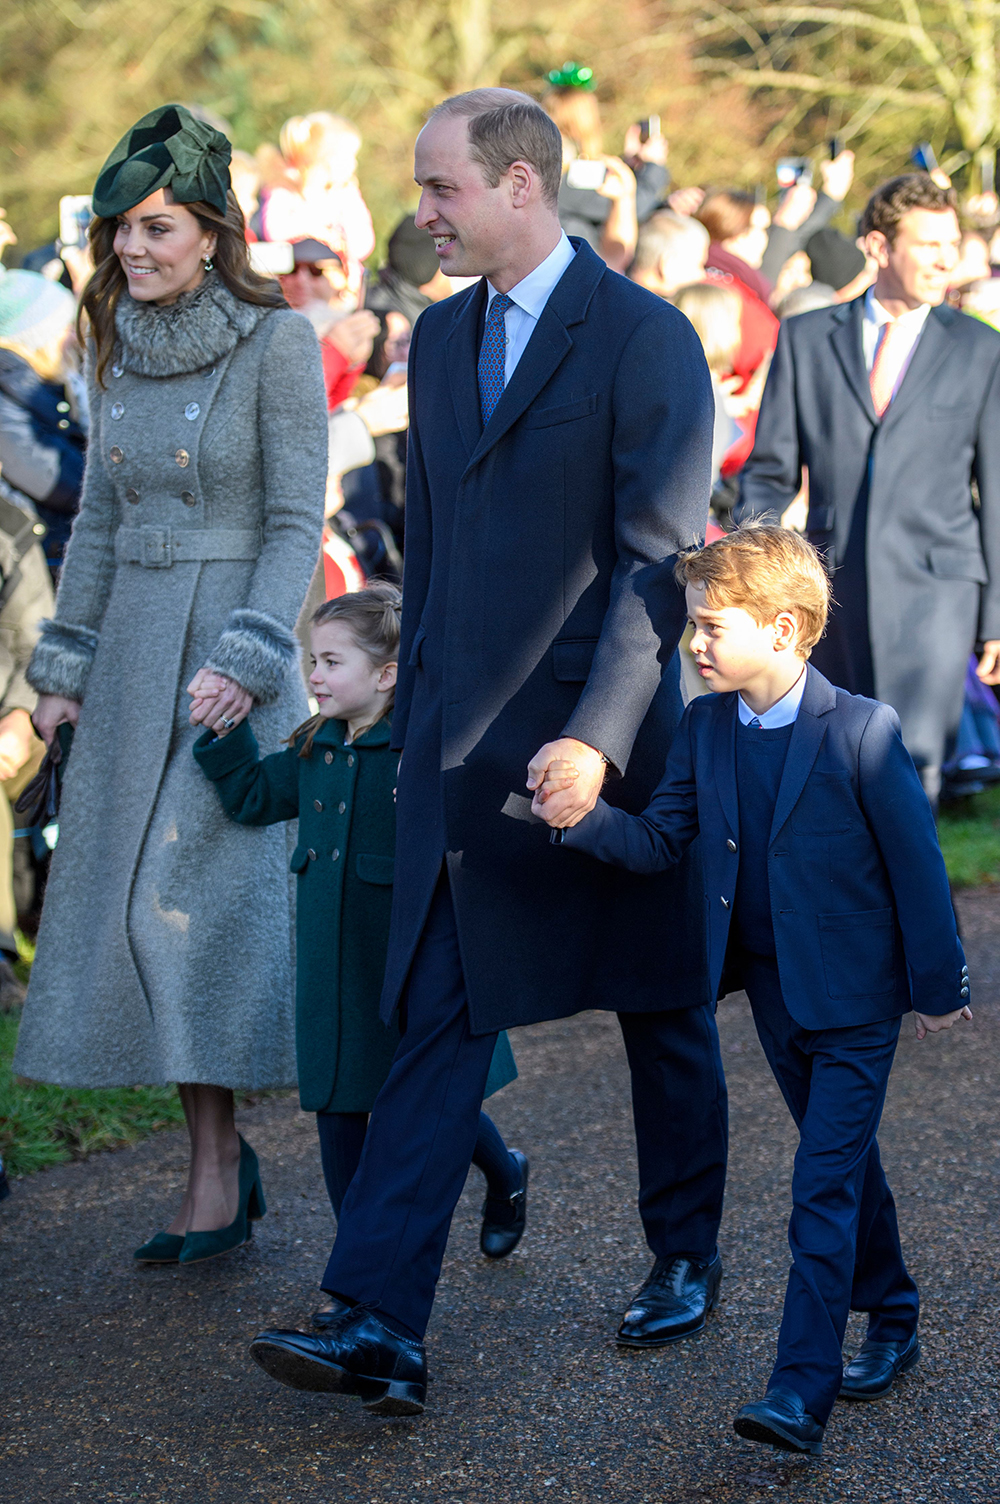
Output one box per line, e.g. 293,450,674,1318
14,275,327,1088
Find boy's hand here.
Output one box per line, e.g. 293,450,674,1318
913,1005,972,1040
527,738,604,828
530,760,580,821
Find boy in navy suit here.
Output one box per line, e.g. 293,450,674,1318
535,525,971,1455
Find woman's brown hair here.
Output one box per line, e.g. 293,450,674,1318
290,582,403,757
79,188,286,387
696,190,756,246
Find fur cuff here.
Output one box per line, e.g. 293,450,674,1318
26,619,100,702
205,609,300,705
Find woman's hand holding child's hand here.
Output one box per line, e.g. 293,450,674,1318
187,668,253,737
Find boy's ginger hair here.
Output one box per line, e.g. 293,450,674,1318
676,524,831,657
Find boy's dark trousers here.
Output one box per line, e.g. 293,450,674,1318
741,951,920,1424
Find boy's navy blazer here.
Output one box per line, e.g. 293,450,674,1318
561,665,967,1029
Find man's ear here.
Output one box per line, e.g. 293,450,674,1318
509,160,534,209
864,229,890,270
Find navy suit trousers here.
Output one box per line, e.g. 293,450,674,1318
321,872,728,1338
743,953,919,1423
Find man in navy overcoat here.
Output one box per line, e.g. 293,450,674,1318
737,174,1000,801
250,89,725,1413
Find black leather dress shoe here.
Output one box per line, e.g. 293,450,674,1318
480,1150,529,1259
249,1308,427,1415
617,1253,722,1347
310,1294,354,1332
734,1386,824,1455
839,1333,920,1401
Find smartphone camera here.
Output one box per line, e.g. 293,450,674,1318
775,157,812,189
566,159,607,192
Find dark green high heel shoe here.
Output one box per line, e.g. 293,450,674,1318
178,1136,266,1265
134,1231,185,1264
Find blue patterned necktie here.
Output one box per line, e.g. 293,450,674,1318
747,717,762,730
478,292,512,424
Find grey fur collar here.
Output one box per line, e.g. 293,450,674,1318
114,274,270,377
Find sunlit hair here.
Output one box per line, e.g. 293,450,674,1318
80,189,285,387
672,281,742,374
429,90,563,210
696,190,756,245
542,87,603,162
290,581,402,757
859,173,958,246
278,112,360,175
676,524,831,657
0,332,70,385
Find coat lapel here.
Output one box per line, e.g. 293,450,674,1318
828,298,876,426
769,666,836,842
445,279,487,458
463,238,606,471
713,694,739,843
879,302,958,430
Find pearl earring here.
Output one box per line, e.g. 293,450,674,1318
204,256,214,271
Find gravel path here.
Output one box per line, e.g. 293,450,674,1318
2,889,998,1503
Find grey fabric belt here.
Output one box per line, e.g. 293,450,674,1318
114,525,262,569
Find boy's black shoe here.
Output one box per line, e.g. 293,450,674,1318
734,1386,824,1454
249,1308,427,1415
616,1252,722,1346
480,1150,529,1259
839,1333,920,1401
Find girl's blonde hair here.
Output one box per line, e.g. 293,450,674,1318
672,281,742,375
290,582,402,756
542,88,603,162
280,112,360,172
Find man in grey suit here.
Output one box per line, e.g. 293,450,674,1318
738,174,1000,800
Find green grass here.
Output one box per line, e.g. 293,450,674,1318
938,782,1000,888
0,1006,188,1178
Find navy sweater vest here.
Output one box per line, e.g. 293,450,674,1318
733,716,795,957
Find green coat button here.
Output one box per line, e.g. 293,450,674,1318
347,754,355,767
325,751,333,764
332,848,340,861
314,799,323,812
339,801,346,814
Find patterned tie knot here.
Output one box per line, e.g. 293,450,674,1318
478,292,513,425
748,716,762,731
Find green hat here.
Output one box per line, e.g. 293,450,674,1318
92,104,232,219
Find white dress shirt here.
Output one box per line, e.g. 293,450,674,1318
737,667,807,728
485,233,577,383
861,288,932,404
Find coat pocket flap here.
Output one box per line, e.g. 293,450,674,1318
552,637,598,682
524,393,598,428
818,907,893,933
290,844,311,874
356,853,395,885
927,546,988,583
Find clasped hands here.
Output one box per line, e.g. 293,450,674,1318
527,737,603,828
187,668,252,737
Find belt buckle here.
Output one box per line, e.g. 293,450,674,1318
140,526,172,568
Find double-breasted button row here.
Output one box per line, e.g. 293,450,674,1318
120,489,196,506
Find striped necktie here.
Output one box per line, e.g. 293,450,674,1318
478,292,512,425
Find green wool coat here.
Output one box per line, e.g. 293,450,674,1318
194,713,516,1114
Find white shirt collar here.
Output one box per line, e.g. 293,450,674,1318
738,667,807,728
864,287,932,333
486,233,575,318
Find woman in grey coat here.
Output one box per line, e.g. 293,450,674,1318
15,105,328,1264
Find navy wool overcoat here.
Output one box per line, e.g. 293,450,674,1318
384,238,714,1034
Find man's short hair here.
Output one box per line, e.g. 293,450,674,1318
676,524,831,656
428,89,563,210
696,190,756,245
632,211,709,276
859,174,959,245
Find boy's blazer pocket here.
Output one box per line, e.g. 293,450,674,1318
524,394,598,428
790,771,856,834
819,907,895,997
356,853,395,885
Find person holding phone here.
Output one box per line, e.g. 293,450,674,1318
542,68,669,272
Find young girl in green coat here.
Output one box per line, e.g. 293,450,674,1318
194,583,527,1277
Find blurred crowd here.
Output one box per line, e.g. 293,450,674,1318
2,72,1000,1002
